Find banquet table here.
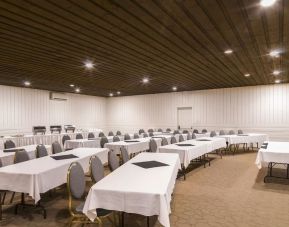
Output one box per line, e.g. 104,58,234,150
64,139,99,150
152,135,172,144
0,144,51,166
218,133,268,145
83,152,181,227
174,133,188,142
194,132,211,139
0,147,108,203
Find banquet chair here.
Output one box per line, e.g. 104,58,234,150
133,133,139,139
62,135,71,146
238,129,244,134
108,131,114,136
237,130,247,151
171,136,177,144
229,130,235,135
139,129,145,134
113,136,120,142
36,145,48,158
143,133,149,138
192,133,196,139
161,138,168,146
219,130,226,135
173,130,179,135
187,132,192,140
0,159,7,220
75,134,83,139
202,129,208,133
149,139,158,153
98,132,105,137
179,134,185,142
14,149,30,164
149,132,154,137
4,140,15,149
116,131,122,136
100,137,109,148
108,151,120,171
166,128,171,132
124,134,131,140
157,128,163,132
67,162,114,227
120,146,130,164
182,130,189,134
193,129,199,134
210,131,217,137
88,132,95,139
148,129,154,133
89,156,104,184
52,141,63,154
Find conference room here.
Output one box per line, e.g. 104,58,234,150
0,0,289,226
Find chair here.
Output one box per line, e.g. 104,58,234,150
143,133,149,138
133,133,139,139
157,128,163,132
120,146,129,164
36,145,48,158
67,162,113,227
108,131,114,136
0,159,7,220
139,129,145,134
229,130,235,135
98,132,105,137
202,129,208,133
108,151,119,171
149,132,154,137
171,136,177,144
89,156,104,184
4,140,15,149
149,139,158,152
238,129,244,134
14,149,30,164
148,129,154,133
219,130,226,135
113,136,120,142
116,131,122,136
76,134,83,140
161,138,168,146
187,132,192,140
88,133,95,139
192,133,196,139
173,130,179,135
62,135,71,146
193,129,199,134
166,128,171,132
124,134,131,140
182,130,189,134
52,141,63,154
179,134,185,142
100,137,109,148
210,131,217,137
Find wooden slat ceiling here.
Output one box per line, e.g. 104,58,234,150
0,0,288,97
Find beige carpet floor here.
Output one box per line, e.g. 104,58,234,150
1,150,289,227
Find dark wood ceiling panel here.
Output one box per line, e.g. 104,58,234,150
0,0,287,97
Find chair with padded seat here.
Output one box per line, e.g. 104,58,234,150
171,136,177,144
36,145,48,158
98,132,105,137
183,130,189,134
108,151,120,171
4,140,15,149
116,131,122,136
120,146,130,164
149,139,158,153
192,133,196,139
179,134,185,142
139,129,145,134
88,133,95,139
0,159,7,220
133,133,139,139
161,138,168,146
62,135,71,146
219,130,226,135
108,131,114,136
14,149,30,164
149,132,154,137
89,156,104,184
113,136,120,142
210,131,217,137
52,141,63,154
166,128,171,132
148,129,154,133
100,137,109,148
193,129,199,134
124,134,131,140
67,162,114,227
187,132,192,140
157,128,163,132
173,130,179,135
229,130,235,135
238,129,244,134
202,129,208,133
75,134,83,140
143,133,149,138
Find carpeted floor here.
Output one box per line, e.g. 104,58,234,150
1,150,289,227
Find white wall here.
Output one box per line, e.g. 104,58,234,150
106,84,289,141
0,85,106,135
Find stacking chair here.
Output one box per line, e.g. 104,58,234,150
148,129,154,133
14,149,30,164
88,132,95,139
171,136,177,144
149,132,154,137
229,130,235,135
210,131,217,137
193,129,199,134
187,132,192,140
0,159,7,220
4,140,15,149
124,134,131,140
149,139,158,152
173,130,179,135
166,128,171,132
89,156,104,184
76,134,83,139
108,151,120,171
116,131,122,136
202,129,208,133
98,132,105,137
161,138,168,146
62,135,71,146
120,146,130,164
113,136,120,142
108,131,114,136
36,145,48,158
52,141,63,154
192,133,196,139
157,128,163,132
100,137,109,148
179,134,185,142
133,133,139,139
238,129,244,134
182,130,189,134
67,162,114,227
139,129,145,134
143,133,149,138
219,130,226,135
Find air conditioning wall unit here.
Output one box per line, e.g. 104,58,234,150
49,92,68,101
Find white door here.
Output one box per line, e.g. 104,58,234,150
177,107,192,130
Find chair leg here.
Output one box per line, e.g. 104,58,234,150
10,192,15,204
0,193,2,221
1,192,6,204
147,216,149,227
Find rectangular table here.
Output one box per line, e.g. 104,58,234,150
218,133,268,145
83,152,181,227
0,147,108,203
64,139,99,150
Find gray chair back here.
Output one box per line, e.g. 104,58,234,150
149,139,158,152
173,130,180,135
67,162,85,199
90,156,104,183
219,130,226,135
88,132,95,139
187,132,192,140
133,133,139,139
121,146,130,164
182,130,189,134
210,131,217,137
116,131,122,136
193,129,199,134
62,135,71,146
148,129,154,133
113,136,120,142
36,144,48,158
192,133,196,139
202,129,208,133
166,128,171,132
0,158,3,168
108,131,114,136
238,129,244,134
171,136,177,144
158,128,163,132
139,129,145,134
161,138,168,146
229,130,235,135
143,133,149,138
179,134,185,142
76,133,83,139
98,132,105,137
14,149,29,164
4,140,15,149
100,137,109,148
124,134,131,140
108,150,119,171
52,141,63,154
149,132,154,137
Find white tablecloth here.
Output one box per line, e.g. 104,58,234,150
0,144,51,166
64,139,99,150
218,133,268,145
174,134,188,142
194,133,211,139
83,152,181,227
255,141,289,169
152,135,172,144
0,147,108,203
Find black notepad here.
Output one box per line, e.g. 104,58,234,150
196,139,211,141
51,154,78,160
175,144,195,147
261,143,268,149
132,161,169,169
237,134,249,136
124,140,140,143
3,148,25,153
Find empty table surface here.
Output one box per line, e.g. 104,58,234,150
0,147,108,203
218,133,268,145
83,152,181,227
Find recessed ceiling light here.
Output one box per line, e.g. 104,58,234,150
70,84,75,87
269,50,280,58
275,79,281,84
117,91,121,95
109,93,113,97
224,49,233,54
75,88,80,93
244,73,251,77
260,0,277,7
24,81,31,86
273,70,281,75
84,60,94,69
142,78,149,83
172,86,177,91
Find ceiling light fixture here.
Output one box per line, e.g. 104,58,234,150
224,49,233,54
84,60,94,69
269,50,280,58
117,91,121,95
70,84,75,87
260,0,277,7
24,81,31,86
109,93,113,97
172,86,177,91
273,70,281,75
275,79,281,84
244,73,251,77
142,78,149,83
75,88,80,93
